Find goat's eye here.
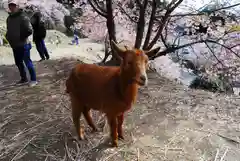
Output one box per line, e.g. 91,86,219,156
127,61,132,65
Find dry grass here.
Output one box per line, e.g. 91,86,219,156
0,58,240,161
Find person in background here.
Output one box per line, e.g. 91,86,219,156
31,11,50,61
6,0,38,86
70,26,79,45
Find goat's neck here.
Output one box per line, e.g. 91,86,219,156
118,69,138,105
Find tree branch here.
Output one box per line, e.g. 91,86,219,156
92,0,107,13
147,0,184,50
116,2,137,23
136,0,142,8
205,40,240,59
149,39,206,60
134,0,148,48
142,0,157,49
170,3,240,17
149,38,239,60
205,42,225,67
160,18,170,49
87,0,107,18
160,32,168,49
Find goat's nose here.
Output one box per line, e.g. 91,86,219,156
140,75,146,82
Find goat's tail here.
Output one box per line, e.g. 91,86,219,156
65,88,69,94
65,68,76,94
65,77,70,94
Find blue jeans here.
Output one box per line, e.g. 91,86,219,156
13,44,37,81
35,39,49,60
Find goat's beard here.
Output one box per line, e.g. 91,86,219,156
120,70,145,86
133,78,145,86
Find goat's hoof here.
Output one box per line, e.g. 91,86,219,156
91,128,98,133
112,140,118,147
118,135,124,140
78,134,84,140
78,128,85,140
78,136,84,140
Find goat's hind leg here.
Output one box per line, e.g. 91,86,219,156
83,107,98,132
71,97,85,140
117,114,124,140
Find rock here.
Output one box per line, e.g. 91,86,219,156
181,59,199,74
189,76,218,92
189,75,234,94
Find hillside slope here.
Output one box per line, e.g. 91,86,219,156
0,58,240,161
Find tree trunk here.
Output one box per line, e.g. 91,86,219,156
106,0,116,43
134,0,148,49
143,0,156,50
104,0,122,66
104,55,121,66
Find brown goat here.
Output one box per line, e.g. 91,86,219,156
66,41,160,147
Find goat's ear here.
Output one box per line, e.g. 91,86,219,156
145,47,161,58
111,40,125,58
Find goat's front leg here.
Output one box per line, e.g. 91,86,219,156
72,105,84,140
71,96,84,140
117,114,124,140
107,116,118,147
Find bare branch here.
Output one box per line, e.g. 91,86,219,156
205,40,240,59
170,0,185,12
87,0,107,18
230,44,240,49
149,39,206,60
147,0,184,50
203,2,240,13
149,39,239,60
205,42,226,67
170,3,240,17
159,18,170,49
92,0,107,13
116,2,137,23
166,0,177,10
160,32,168,48
143,0,157,49
136,0,142,8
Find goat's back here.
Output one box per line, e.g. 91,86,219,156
66,63,121,103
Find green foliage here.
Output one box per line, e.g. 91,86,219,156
2,35,8,45
189,74,233,94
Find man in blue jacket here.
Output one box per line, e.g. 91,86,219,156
6,0,37,87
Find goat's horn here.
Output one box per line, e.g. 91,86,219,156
124,45,129,50
111,40,125,53
145,47,161,58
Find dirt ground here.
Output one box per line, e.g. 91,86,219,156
0,58,240,161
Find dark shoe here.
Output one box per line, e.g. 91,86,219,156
46,55,50,60
16,79,28,85
39,59,45,62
